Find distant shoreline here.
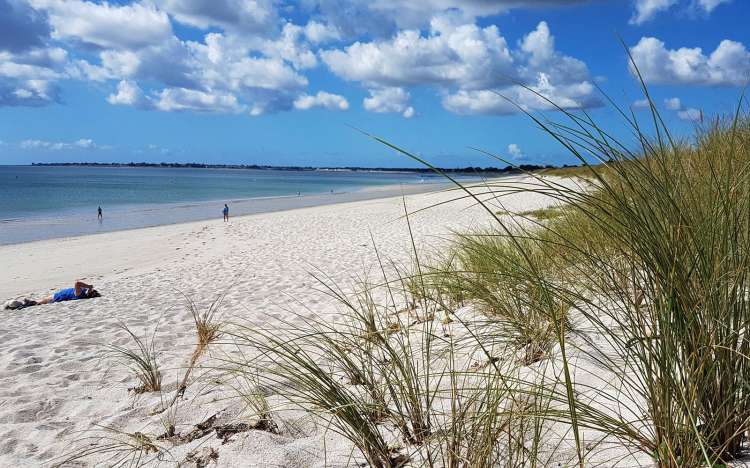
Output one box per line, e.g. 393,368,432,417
0,180,458,246
28,161,568,174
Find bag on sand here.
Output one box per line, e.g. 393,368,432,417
4,299,37,310
4,299,23,310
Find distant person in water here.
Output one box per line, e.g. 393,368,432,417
223,204,229,222
97,206,103,220
4,280,100,310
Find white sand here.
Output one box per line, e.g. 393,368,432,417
0,176,598,467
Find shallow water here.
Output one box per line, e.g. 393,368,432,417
0,166,457,245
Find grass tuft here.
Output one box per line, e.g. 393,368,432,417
104,321,162,393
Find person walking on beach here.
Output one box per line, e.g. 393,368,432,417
223,203,229,222
97,206,103,220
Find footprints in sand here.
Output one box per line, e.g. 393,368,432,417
0,190,493,466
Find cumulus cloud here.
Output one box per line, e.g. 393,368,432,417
664,97,682,110
696,0,732,13
654,94,703,121
293,91,349,110
630,37,750,86
19,138,106,150
259,23,319,70
442,74,598,115
363,87,415,118
323,19,597,115
1,0,603,116
630,0,731,24
677,107,702,121
322,16,515,90
156,0,277,34
632,98,650,109
153,87,245,113
507,143,524,159
71,27,310,115
0,45,70,106
303,20,341,44
0,1,74,107
107,80,149,107
0,80,59,106
0,0,52,53
630,0,678,25
311,0,593,39
30,0,173,50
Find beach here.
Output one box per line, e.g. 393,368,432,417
0,165,465,246
0,178,557,467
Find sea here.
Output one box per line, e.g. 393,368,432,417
0,165,458,245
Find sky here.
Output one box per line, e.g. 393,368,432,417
0,0,748,167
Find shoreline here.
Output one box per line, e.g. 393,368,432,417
0,180,457,246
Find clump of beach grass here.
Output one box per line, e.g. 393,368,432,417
372,67,750,465
187,294,223,351
104,321,162,393
162,295,226,411
54,425,168,468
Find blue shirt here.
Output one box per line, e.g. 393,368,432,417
53,288,85,302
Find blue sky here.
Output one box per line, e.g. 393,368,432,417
0,0,748,167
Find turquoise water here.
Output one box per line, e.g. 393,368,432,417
0,166,453,244
0,166,443,220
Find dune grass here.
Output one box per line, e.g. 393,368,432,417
163,51,750,467
235,96,750,466
104,321,162,393
375,89,750,466
54,425,168,468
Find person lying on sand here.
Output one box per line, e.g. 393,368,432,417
4,280,100,310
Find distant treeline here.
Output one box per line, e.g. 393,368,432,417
31,161,575,174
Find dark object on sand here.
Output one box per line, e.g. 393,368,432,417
3,298,38,310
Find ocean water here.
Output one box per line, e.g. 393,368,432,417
0,165,453,245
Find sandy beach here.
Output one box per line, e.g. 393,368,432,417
0,177,566,467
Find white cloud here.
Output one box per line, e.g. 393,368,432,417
677,107,702,121
630,0,731,24
0,0,52,53
303,20,341,44
654,94,703,121
156,0,277,34
323,19,597,116
259,23,319,70
630,37,750,86
507,143,523,159
0,45,70,106
312,0,593,39
363,87,415,118
75,29,310,114
30,0,173,49
2,0,602,117
293,91,349,110
107,80,149,107
321,16,515,90
632,98,650,109
153,87,245,113
696,0,732,13
442,72,598,115
664,97,681,110
19,138,106,150
630,0,678,25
